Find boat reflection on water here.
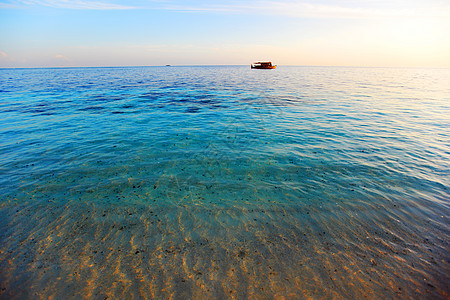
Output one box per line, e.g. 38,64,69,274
251,62,277,69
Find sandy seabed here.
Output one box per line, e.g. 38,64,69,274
1,197,448,299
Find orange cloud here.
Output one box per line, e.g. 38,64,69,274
55,54,71,61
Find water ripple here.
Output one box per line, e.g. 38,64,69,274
0,66,449,299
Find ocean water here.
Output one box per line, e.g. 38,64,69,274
0,66,449,299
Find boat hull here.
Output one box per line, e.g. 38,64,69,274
251,65,277,69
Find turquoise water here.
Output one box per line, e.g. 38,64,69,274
0,66,449,298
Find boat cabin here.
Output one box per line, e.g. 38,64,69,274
251,62,276,69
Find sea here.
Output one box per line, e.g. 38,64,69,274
0,66,449,299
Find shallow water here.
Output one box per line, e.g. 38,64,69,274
0,66,449,299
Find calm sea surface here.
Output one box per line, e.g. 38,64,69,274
0,66,449,299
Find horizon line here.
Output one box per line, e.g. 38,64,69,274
1,64,450,70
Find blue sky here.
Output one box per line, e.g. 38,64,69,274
1,0,449,67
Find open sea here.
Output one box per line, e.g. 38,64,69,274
0,66,449,299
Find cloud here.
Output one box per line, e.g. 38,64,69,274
55,54,71,61
0,51,17,64
158,0,450,19
9,0,135,9
3,0,449,18
0,51,15,61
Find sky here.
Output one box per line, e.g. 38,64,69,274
0,0,449,67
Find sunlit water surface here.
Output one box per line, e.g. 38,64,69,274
0,66,449,299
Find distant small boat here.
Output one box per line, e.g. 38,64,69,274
251,62,276,69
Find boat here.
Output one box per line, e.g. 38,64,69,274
251,62,276,69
